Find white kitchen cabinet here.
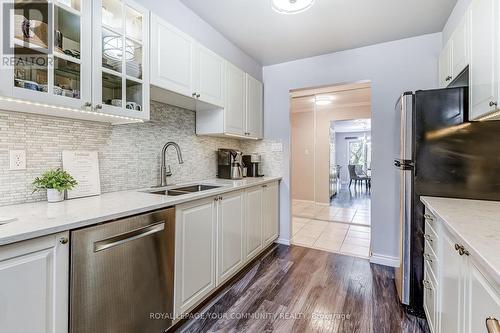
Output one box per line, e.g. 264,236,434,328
246,74,264,139
439,228,468,333
150,15,195,98
0,0,96,112
245,186,263,260
92,0,150,120
150,14,225,109
262,181,279,246
174,196,217,317
216,191,245,285
225,62,247,136
194,44,225,108
451,13,470,79
467,264,500,332
469,0,498,120
0,231,69,333
439,41,453,88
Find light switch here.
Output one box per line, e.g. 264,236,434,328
9,150,26,170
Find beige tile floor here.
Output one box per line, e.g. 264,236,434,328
291,217,371,258
292,200,371,226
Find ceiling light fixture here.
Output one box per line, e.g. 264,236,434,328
315,95,334,106
271,0,315,15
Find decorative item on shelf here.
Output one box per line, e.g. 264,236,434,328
38,84,48,92
55,30,64,51
53,86,63,95
103,36,134,61
111,99,122,107
15,16,49,49
64,49,81,59
24,80,39,91
32,168,78,203
126,102,141,111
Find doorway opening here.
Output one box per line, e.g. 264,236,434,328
290,81,372,258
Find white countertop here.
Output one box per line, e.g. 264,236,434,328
421,196,500,286
0,177,281,246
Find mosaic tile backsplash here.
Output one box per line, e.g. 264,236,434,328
0,102,282,206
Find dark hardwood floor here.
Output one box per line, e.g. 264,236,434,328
175,245,429,333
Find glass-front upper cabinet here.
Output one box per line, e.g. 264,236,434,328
92,0,150,120
0,0,92,109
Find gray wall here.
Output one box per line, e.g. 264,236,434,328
442,0,472,44
335,131,371,184
263,33,441,263
136,0,262,80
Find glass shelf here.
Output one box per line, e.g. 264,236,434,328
54,57,81,99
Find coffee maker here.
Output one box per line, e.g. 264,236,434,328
243,154,263,177
217,149,243,179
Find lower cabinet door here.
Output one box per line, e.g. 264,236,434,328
423,264,438,333
440,231,464,333
217,191,244,285
262,182,279,246
468,264,500,333
175,196,217,317
0,232,69,333
245,186,263,260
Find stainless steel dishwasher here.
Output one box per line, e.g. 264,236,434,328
70,208,175,333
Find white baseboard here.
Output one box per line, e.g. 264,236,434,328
370,253,400,267
275,238,290,246
292,199,314,204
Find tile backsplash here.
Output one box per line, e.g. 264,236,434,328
0,102,282,206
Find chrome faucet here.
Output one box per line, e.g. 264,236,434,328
160,142,184,187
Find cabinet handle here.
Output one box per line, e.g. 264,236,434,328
262,184,268,188
424,253,433,263
219,196,223,201
59,237,69,245
445,76,452,81
82,102,92,109
424,234,433,242
455,243,461,251
486,317,500,333
423,280,432,290
424,214,434,221
458,247,470,256
489,101,498,108
192,92,197,97
94,104,103,111
196,94,201,98
214,197,219,201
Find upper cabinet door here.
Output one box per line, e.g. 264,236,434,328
451,13,470,78
225,62,246,135
246,74,263,139
194,44,225,108
0,0,92,109
439,41,453,88
150,14,194,98
93,0,150,120
469,0,498,120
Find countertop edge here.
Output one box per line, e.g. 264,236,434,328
420,196,500,288
0,177,282,246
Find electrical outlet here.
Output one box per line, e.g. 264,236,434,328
9,150,26,170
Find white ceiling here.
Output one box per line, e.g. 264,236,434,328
180,0,457,65
291,86,371,113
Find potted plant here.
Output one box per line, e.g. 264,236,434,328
33,169,78,203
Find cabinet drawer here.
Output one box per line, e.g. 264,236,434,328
424,239,439,282
424,220,438,254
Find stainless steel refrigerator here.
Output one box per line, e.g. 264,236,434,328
394,87,468,315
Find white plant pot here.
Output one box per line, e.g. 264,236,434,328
47,189,65,203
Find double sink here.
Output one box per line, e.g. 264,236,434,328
147,184,221,196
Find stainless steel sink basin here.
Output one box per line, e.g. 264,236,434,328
147,184,221,196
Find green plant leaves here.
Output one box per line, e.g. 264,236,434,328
33,169,78,193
